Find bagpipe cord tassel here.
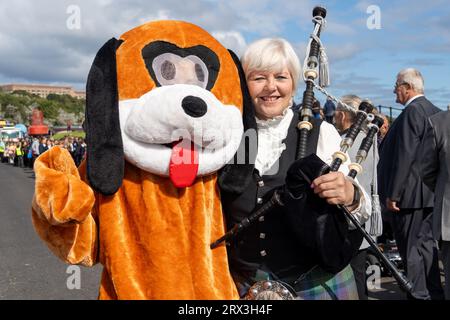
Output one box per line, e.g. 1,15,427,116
369,134,383,237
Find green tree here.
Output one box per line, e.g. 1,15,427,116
0,91,85,125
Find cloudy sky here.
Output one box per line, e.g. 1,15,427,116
0,0,449,115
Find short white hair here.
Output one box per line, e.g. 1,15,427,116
241,38,301,92
397,68,424,94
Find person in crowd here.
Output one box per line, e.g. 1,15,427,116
21,140,29,168
74,138,86,167
378,68,444,300
334,94,382,299
31,137,40,168
15,141,24,168
69,137,77,161
419,110,450,300
378,113,389,146
218,38,371,300
312,98,323,119
7,142,16,165
38,137,48,155
3,141,9,163
62,137,70,151
0,138,5,163
47,139,55,149
323,96,336,124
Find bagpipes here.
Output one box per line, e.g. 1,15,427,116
297,6,328,160
211,6,413,299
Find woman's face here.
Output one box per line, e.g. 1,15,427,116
379,117,389,138
246,67,294,120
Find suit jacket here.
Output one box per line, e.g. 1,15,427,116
419,111,450,241
378,96,441,209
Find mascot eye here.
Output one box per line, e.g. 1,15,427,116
195,63,205,82
161,60,176,80
151,53,209,89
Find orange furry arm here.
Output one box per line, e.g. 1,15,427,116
31,146,98,266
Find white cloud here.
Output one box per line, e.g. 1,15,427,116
212,31,247,57
138,10,172,24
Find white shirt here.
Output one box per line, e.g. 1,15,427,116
405,94,424,107
254,108,371,226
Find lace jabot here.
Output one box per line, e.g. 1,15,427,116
255,107,294,176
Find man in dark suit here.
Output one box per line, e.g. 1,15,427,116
378,68,443,300
419,111,450,299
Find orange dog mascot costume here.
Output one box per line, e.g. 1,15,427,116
31,20,251,299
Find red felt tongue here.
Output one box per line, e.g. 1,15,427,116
169,140,199,188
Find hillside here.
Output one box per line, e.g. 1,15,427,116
0,90,85,126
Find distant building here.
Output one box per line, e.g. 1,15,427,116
0,83,85,99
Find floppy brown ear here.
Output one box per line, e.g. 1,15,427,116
218,50,257,194
85,38,124,195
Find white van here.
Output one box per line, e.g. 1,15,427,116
0,127,24,140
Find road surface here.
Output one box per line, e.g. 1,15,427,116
0,162,101,299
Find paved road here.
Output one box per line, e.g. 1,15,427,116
0,162,101,299
369,277,407,300
0,161,413,300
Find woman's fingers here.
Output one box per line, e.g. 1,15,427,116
312,172,353,205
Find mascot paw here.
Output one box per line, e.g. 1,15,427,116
33,146,95,225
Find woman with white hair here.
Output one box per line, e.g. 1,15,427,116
219,38,371,300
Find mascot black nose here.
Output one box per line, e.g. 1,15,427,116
181,96,207,118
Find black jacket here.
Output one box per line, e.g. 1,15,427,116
419,111,450,240
378,96,441,209
220,112,362,284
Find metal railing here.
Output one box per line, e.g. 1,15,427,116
377,105,403,122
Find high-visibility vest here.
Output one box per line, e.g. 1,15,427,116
16,146,23,156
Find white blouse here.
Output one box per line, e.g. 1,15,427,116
254,108,371,226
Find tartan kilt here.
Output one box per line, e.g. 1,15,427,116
294,264,359,300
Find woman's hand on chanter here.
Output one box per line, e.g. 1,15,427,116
311,172,355,206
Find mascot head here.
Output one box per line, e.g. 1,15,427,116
84,20,254,195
